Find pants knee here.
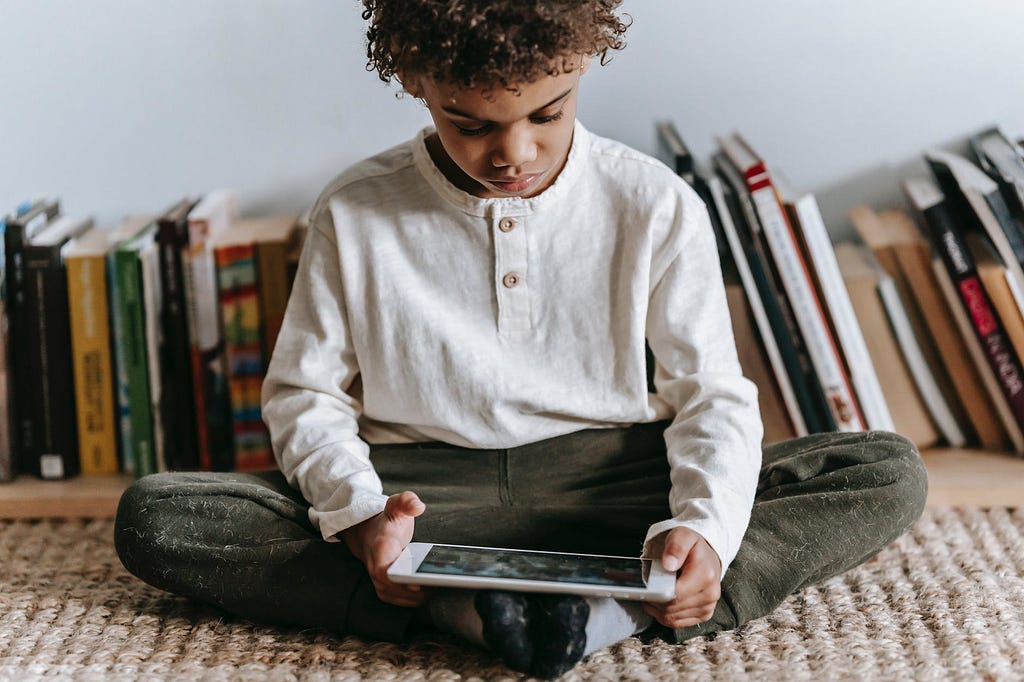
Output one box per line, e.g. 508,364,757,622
867,430,928,530
114,473,183,578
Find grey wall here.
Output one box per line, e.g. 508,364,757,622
3,0,1022,238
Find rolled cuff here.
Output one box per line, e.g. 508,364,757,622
312,491,389,542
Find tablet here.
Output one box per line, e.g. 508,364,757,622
387,542,676,602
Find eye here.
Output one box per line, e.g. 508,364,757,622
531,111,564,125
453,122,493,137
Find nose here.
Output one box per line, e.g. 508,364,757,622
491,124,537,169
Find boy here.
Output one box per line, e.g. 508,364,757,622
115,1,927,678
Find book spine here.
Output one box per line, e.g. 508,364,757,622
709,178,807,437
156,220,198,470
898,240,1005,449
138,243,167,473
106,250,134,475
875,277,966,447
0,293,9,481
981,190,1024,269
747,172,864,432
791,196,894,432
231,377,272,470
217,244,272,470
183,214,234,472
2,203,57,474
0,220,11,480
25,248,80,478
931,258,1019,451
714,157,830,432
67,253,119,474
6,224,33,465
256,240,290,359
181,245,211,470
113,250,156,477
924,201,1024,445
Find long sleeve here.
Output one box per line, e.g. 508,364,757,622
261,215,388,541
641,196,764,578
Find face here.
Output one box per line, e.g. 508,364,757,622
410,58,589,199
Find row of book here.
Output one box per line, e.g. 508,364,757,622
655,120,1024,454
0,192,304,481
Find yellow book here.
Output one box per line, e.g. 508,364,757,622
65,227,120,475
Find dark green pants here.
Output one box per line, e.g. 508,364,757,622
114,425,927,643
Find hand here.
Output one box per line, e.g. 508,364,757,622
643,527,722,629
341,491,430,608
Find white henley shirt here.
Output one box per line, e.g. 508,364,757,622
261,121,764,576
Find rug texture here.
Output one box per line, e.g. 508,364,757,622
1,507,1023,681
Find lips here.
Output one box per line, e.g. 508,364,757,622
488,173,542,194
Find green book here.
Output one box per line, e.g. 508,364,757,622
107,219,158,477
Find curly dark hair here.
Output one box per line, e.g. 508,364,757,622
360,0,629,91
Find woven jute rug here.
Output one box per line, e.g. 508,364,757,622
1,507,1023,681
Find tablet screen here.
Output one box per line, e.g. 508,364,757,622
416,545,648,588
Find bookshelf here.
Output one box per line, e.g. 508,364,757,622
0,449,1020,520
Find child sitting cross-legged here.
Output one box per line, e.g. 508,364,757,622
115,1,928,678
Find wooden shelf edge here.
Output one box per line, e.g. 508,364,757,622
0,474,133,520
0,447,1021,519
921,448,1024,508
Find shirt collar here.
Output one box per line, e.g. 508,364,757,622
411,119,591,217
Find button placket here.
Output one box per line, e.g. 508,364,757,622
493,213,531,333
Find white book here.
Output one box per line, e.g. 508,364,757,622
785,191,894,432
184,189,239,352
931,257,1024,454
708,176,808,437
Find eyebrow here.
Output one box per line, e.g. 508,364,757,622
441,88,573,121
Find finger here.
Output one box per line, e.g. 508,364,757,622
647,598,717,628
385,491,426,520
674,547,720,595
659,596,718,620
372,579,429,607
376,589,428,609
658,614,711,629
662,528,698,573
647,577,720,610
662,577,721,610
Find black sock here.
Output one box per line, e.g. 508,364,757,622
474,590,534,672
528,593,589,679
474,591,590,679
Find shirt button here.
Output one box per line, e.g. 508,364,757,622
498,217,517,232
502,272,521,288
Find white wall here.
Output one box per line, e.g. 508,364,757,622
3,0,1023,238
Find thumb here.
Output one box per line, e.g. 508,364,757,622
385,491,426,520
662,529,698,572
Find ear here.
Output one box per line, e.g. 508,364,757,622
398,71,424,98
580,55,592,76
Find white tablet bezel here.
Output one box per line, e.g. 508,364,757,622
387,542,676,602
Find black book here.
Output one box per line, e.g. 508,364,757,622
713,151,834,433
4,198,60,470
655,120,729,261
655,120,695,177
23,215,93,478
156,198,200,470
926,149,1024,304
